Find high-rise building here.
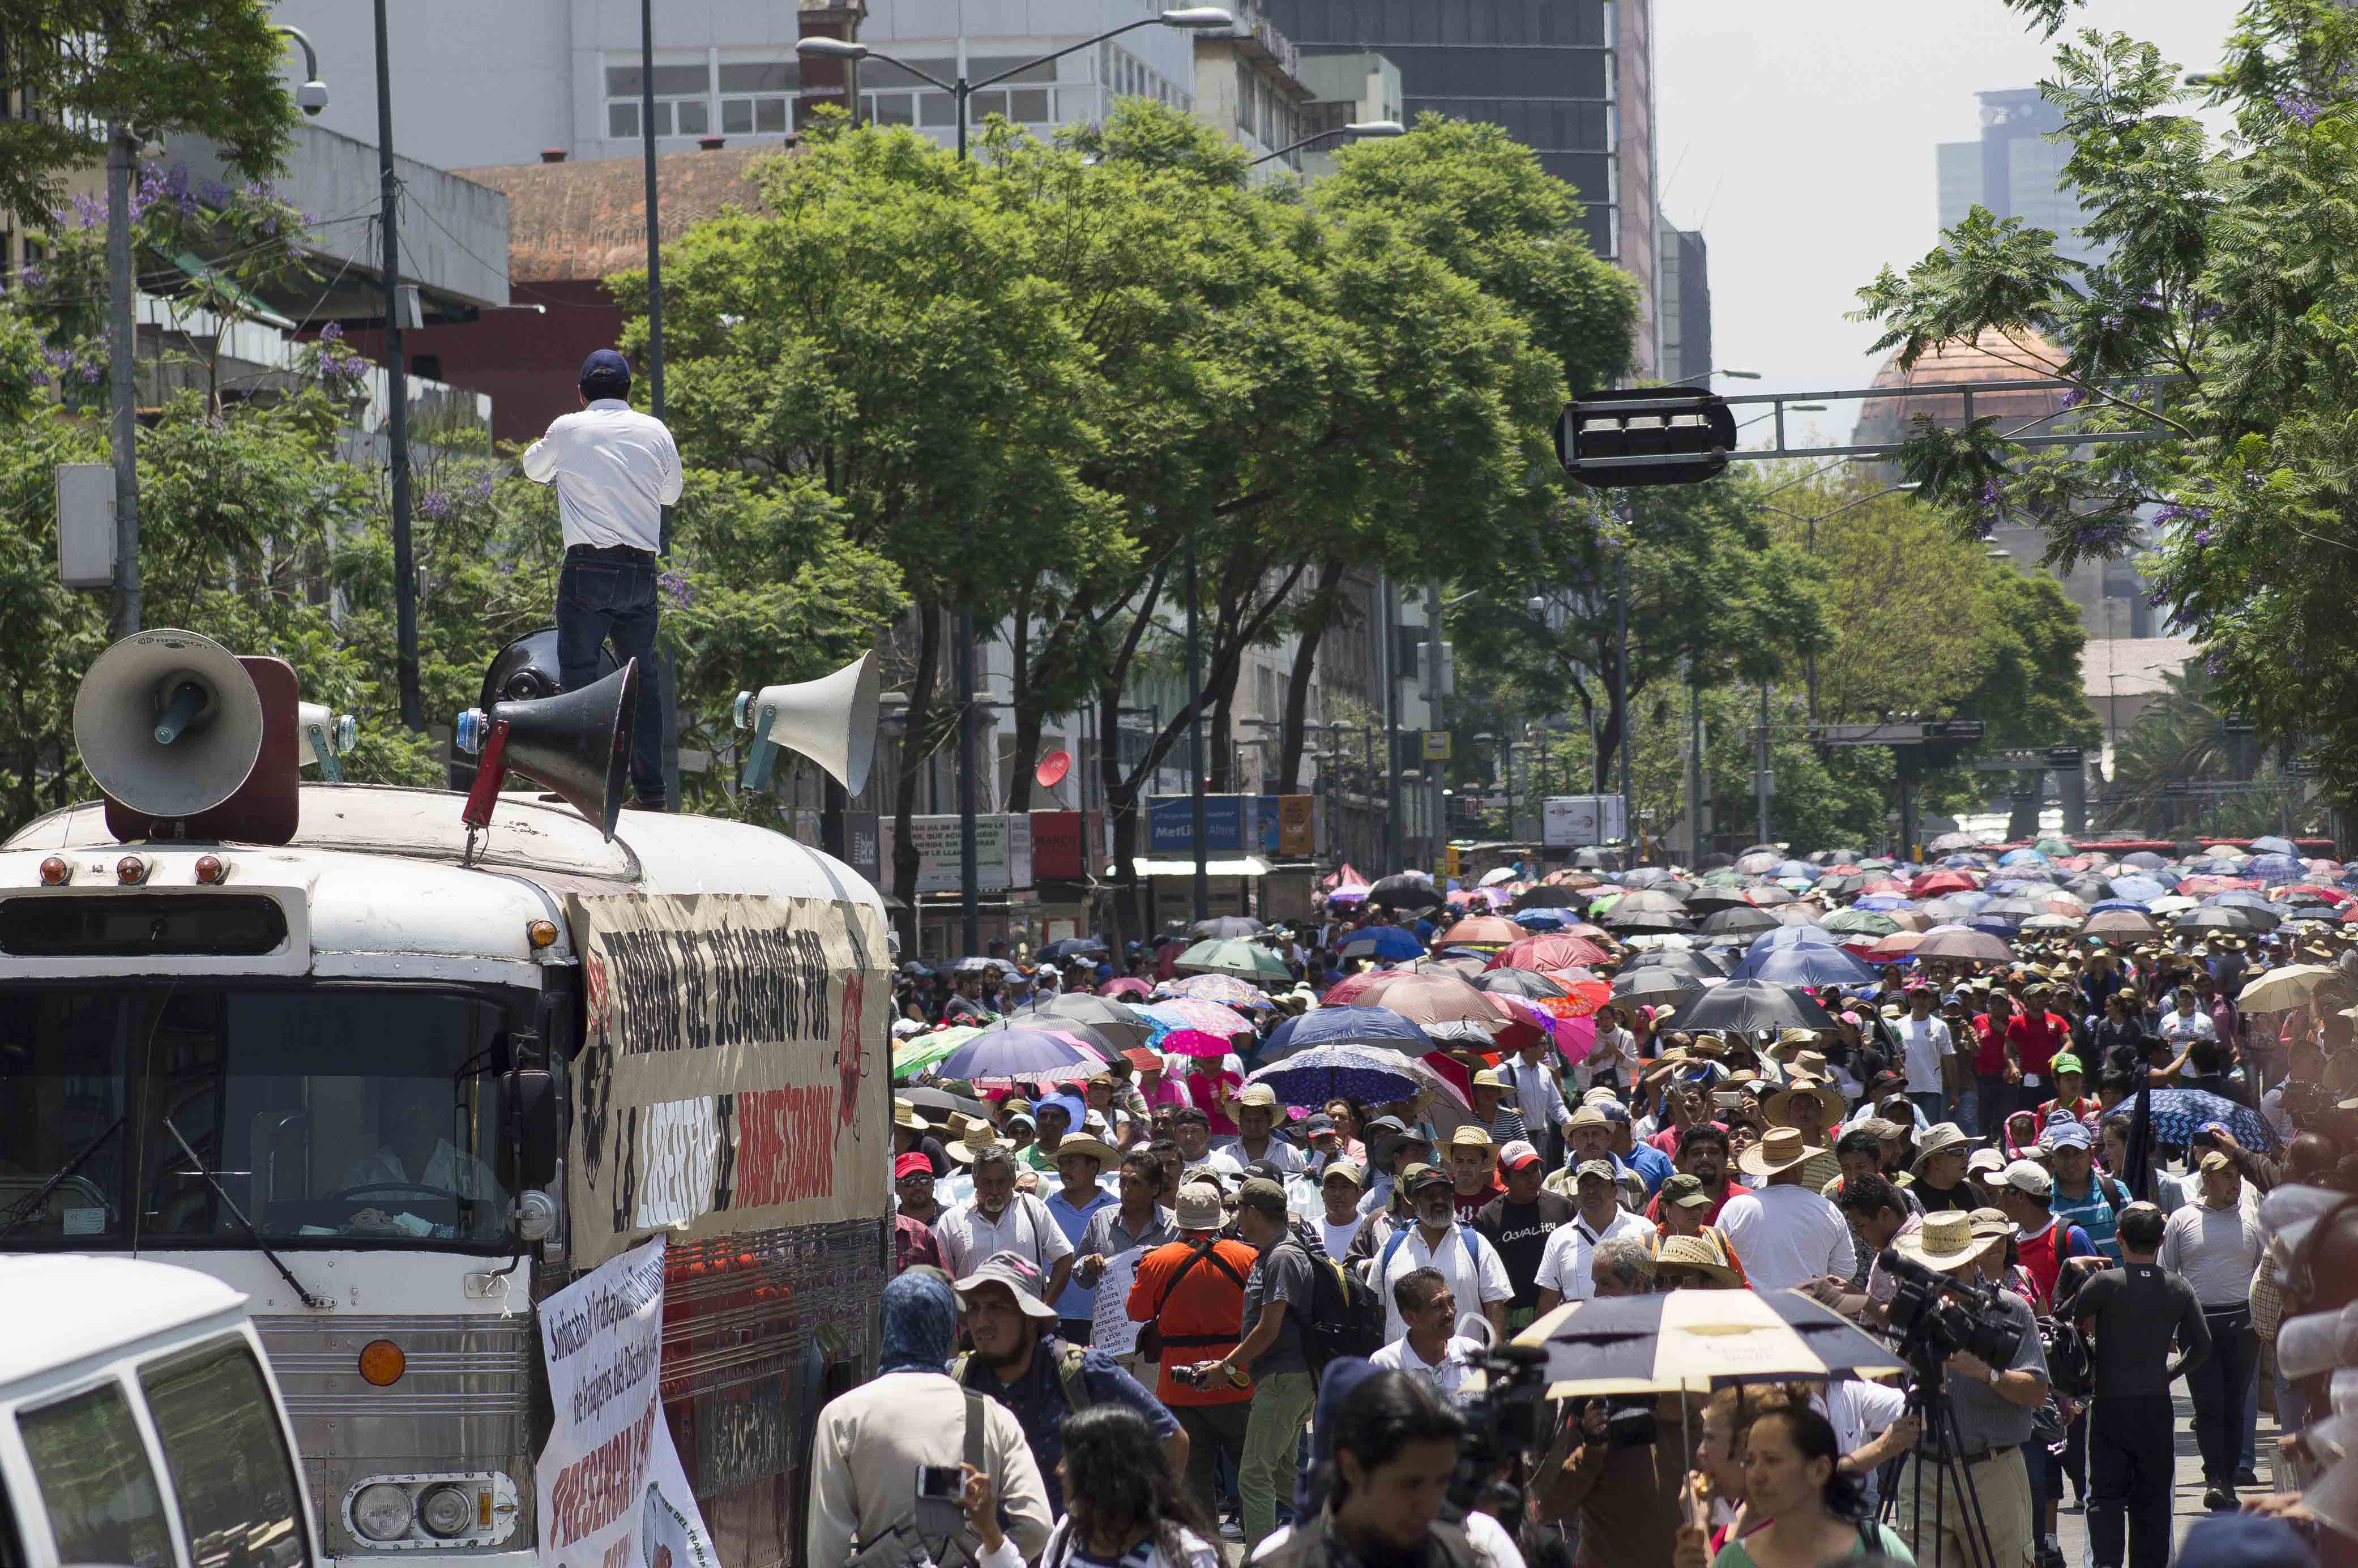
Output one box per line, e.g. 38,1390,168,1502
1258,0,1660,375
1658,225,1709,390
1935,87,2105,266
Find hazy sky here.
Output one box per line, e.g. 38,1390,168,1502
1655,1,2241,446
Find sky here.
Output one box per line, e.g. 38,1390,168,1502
1655,1,2242,447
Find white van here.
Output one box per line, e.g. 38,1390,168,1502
0,1255,320,1568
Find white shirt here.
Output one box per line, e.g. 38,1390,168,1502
1370,1334,1488,1401
1894,1015,1954,1094
1181,1146,1245,1181
1377,1224,1515,1344
934,1193,1075,1280
341,1137,503,1202
1718,1182,1857,1292
520,398,683,552
1319,1214,1364,1262
2159,1007,2216,1046
1534,1208,1652,1302
1823,1381,1908,1506
1509,1056,1571,1131
2159,1185,2267,1307
1215,1135,1306,1174
1253,1510,1527,1568
1584,1028,1639,1090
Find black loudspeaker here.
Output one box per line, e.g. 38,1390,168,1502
458,659,638,839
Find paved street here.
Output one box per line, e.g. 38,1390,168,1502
2047,1388,2281,1567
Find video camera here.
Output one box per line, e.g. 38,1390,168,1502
1447,1343,1550,1516
1878,1247,2025,1377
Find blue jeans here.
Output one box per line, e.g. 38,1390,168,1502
1911,1090,1949,1127
556,548,666,804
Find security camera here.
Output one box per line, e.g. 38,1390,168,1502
298,79,329,116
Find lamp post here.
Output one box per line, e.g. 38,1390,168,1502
373,0,422,732
798,6,1233,949
1245,118,1404,169
104,118,137,639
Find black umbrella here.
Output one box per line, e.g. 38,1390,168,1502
1011,992,1154,1049
1370,872,1445,910
899,1086,985,1123
1572,848,1618,870
1512,886,1587,911
1624,948,1726,977
1613,968,1702,1005
2174,907,2262,934
1701,905,1780,937
1473,969,1570,999
1603,907,1694,933
1622,868,1677,888
2062,875,2114,902
1612,889,1688,914
1658,980,1838,1035
1037,937,1108,964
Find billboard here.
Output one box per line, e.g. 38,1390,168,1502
1147,793,1317,855
876,813,1033,892
1030,809,1103,881
1542,794,1628,848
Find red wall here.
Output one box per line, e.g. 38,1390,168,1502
338,279,625,448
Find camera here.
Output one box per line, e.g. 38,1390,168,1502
1446,1343,1550,1516
915,1465,964,1502
1879,1249,2025,1374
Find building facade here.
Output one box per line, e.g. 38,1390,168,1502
1935,87,2107,267
1258,0,1660,375
1658,224,1709,390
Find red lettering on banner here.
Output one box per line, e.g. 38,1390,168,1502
545,1399,661,1547
729,1086,839,1210
838,969,866,1129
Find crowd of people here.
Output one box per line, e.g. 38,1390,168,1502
814,839,2358,1568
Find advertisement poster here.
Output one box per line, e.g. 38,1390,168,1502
536,1237,716,1568
566,892,891,1269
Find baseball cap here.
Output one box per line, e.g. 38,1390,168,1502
1237,1177,1289,1214
1574,1158,1617,1182
1174,1182,1226,1230
1497,1139,1543,1172
579,348,631,390
1402,1161,1453,1193
1966,1148,2006,1176
2199,1148,2235,1174
893,1152,933,1180
2043,1122,2092,1152
1661,1172,1712,1209
2001,1159,2053,1197
2051,1053,2084,1076
1302,1113,1337,1136
1321,1160,1366,1187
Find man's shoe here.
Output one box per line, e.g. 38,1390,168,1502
2203,1486,2233,1511
2237,1467,2263,1487
1218,1518,1243,1544
627,796,667,813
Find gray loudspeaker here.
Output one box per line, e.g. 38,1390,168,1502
74,629,266,819
732,650,881,795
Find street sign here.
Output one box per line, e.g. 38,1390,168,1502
2289,757,2319,778
1421,730,1451,762
2222,713,2257,734
1556,388,1737,489
1925,720,1985,742
2043,745,2084,767
1819,723,1924,746
1441,845,1462,878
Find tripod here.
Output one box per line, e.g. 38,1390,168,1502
1887,1355,2005,1568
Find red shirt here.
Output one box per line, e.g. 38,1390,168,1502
892,1214,942,1275
1644,1179,1749,1226
2006,1011,2070,1079
2014,1218,2088,1311
1453,1178,1505,1223
1969,1014,2010,1075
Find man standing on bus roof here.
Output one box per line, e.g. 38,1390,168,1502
520,348,680,812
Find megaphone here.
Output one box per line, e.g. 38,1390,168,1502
296,702,357,782
74,629,267,821
455,660,638,839
732,650,880,796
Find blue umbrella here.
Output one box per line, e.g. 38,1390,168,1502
1513,907,1573,930
1738,945,1879,987
1853,894,1913,911
932,1027,1100,1084
2108,876,2166,903
2250,853,2303,885
1775,860,1816,879
2250,835,2297,857
1247,1044,1465,1109
1037,937,1107,963
1262,1004,1436,1060
1998,848,2049,866
2089,898,2150,913
2205,888,2273,908
1988,876,2057,895
1944,890,1994,913
2139,1088,2282,1152
1338,926,1426,962
1964,914,2022,937
1746,924,1846,955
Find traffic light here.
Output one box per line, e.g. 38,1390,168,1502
1556,388,1738,489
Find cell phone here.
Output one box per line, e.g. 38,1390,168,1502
916,1465,965,1502
1712,1090,1744,1110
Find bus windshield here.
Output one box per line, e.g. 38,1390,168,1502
0,985,515,1249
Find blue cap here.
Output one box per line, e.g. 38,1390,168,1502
2172,1514,2316,1568
579,348,631,387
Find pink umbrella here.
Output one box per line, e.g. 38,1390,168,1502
1139,998,1254,1039
1100,977,1152,999
1159,1027,1235,1059
1160,973,1274,1010
1554,1012,1598,1067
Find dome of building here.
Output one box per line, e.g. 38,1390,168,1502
1851,326,2077,451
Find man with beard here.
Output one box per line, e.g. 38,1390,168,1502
951,1251,1184,1518
1644,1121,1745,1224
1534,1159,1654,1313
1374,1164,1513,1344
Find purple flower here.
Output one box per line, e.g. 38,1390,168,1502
467,471,494,501
2205,652,2227,676
2193,528,2213,545
418,490,454,520
2059,388,2083,409
17,264,42,289
2278,92,2326,127
659,570,694,609
2147,589,2169,607
320,322,344,342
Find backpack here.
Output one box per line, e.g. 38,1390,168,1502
2039,1311,2093,1400
1137,1238,1250,1362
952,1343,1095,1416
1275,1232,1383,1375
1376,1223,1496,1322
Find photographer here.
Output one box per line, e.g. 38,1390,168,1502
1887,1211,2051,1568
2071,1202,2209,1568
1531,1386,1695,1568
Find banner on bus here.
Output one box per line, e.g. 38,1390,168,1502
535,1236,717,1568
565,892,891,1269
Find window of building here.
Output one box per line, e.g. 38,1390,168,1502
605,62,716,140
719,61,798,134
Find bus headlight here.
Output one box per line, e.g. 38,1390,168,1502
417,1484,475,1539
352,1483,415,1543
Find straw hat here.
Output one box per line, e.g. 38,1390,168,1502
1908,1122,1975,1174
1448,1125,1495,1150
1738,1125,1826,1180
1892,1210,2002,1274
1762,1077,1845,1129
945,1115,1009,1163
1049,1135,1120,1168
892,1097,929,1134
1656,1232,1744,1287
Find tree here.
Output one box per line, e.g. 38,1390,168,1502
1849,0,2358,814
0,1,296,223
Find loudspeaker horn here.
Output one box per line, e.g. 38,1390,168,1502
74,629,266,821
296,702,357,781
456,660,638,840
732,650,880,796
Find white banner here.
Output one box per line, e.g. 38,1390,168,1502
536,1237,716,1568
1090,1247,1143,1357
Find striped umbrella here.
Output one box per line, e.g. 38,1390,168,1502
1246,1044,1470,1109
893,1025,985,1080
1517,1288,1908,1398
1138,998,1255,1040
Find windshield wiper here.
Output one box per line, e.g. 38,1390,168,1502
0,1113,125,1238
162,1116,334,1310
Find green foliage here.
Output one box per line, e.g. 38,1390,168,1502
0,0,296,223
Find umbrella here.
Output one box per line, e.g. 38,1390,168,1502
2235,963,2341,1014
1490,933,1616,972
2082,908,2160,940
1867,930,1926,960
1980,896,2047,920
1472,968,1569,999
2250,853,2304,886
1912,925,2017,964
1013,992,1154,1048
1190,916,1265,938
1745,924,1846,954
1511,908,1574,930
1338,926,1427,962
1157,1027,1238,1060
1436,915,1527,949
2252,835,2297,857
1624,947,1728,977
1739,945,1879,988
1657,980,1838,1035
1613,967,1703,1006
1603,907,1694,933
1820,908,1901,938
931,1027,1101,1086
1159,973,1275,1011
1261,1004,1436,1059
1369,872,1445,910
894,1025,985,1079
2172,907,2265,934
1746,885,1798,906
1479,866,1522,887
1517,1288,1908,1398
1512,885,1586,911
1912,869,1980,897
1409,954,1490,979
1247,1043,1468,1108
1702,905,1780,937
1099,977,1152,999
1173,937,1290,982
2020,914,2084,934
2122,851,2169,870
1036,936,1108,964
1138,998,1255,1039
2107,876,2167,902
2137,1087,2282,1151
1735,852,1781,875
899,1085,986,1123
954,955,1018,976
1613,888,1689,913
1347,972,1519,1045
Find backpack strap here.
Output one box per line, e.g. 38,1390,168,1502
1056,1343,1095,1415
964,1387,988,1473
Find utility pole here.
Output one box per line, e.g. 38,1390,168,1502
1686,664,1703,867
1187,525,1207,921
1425,582,1444,873
1382,576,1403,871
373,0,421,732
1756,680,1772,843
105,123,138,639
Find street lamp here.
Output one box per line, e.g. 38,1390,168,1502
1662,367,1762,388
800,7,1233,945
1247,119,1406,169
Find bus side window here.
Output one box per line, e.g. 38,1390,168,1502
0,1468,32,1568
16,1378,174,1568
139,1336,310,1568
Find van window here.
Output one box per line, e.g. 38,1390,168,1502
140,1338,310,1568
18,1379,173,1568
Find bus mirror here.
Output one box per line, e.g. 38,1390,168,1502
507,1069,559,1189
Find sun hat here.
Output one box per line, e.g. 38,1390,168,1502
894,1152,934,1180
1567,1105,1612,1133
1449,1125,1495,1150
893,1098,929,1133
2001,1159,2053,1197
945,1116,1009,1163
1762,1078,1845,1129
1656,1232,1744,1286
1737,1125,1826,1180
1908,1123,1974,1173
1893,1210,2003,1274
1236,1083,1280,1108
1967,1207,2014,1240
952,1250,1058,1319
1174,1182,1227,1231
1052,1135,1121,1167
1497,1138,1543,1171
1471,1067,1507,1090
